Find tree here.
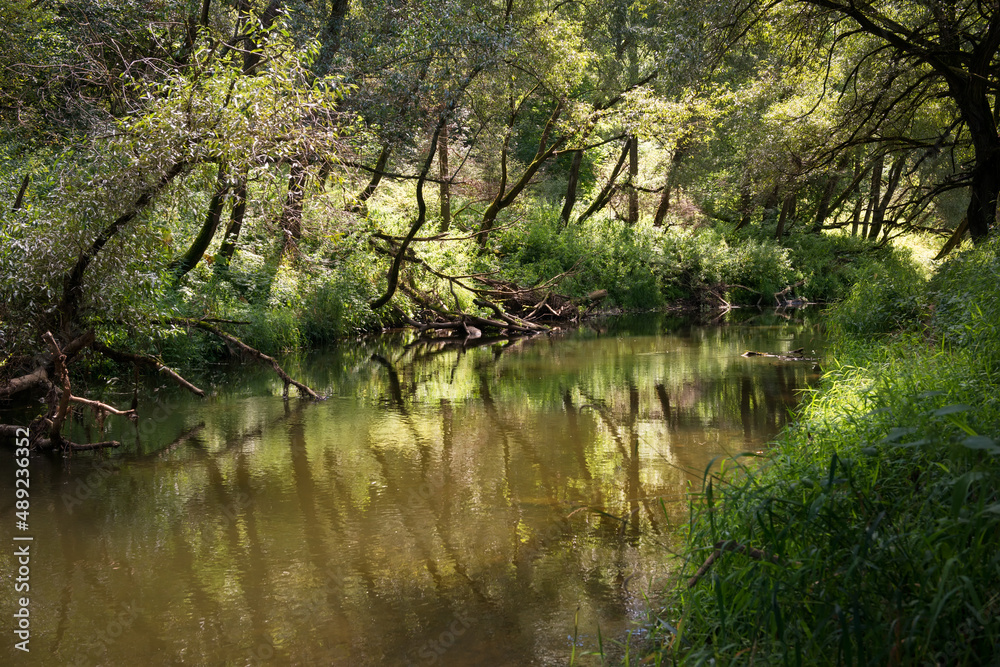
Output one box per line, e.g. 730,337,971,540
786,0,1000,242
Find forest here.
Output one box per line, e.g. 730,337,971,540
1,0,999,665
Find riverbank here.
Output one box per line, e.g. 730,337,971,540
145,214,912,364
639,239,1000,664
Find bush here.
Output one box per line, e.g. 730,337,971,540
494,211,800,309
494,208,667,309
928,237,1000,354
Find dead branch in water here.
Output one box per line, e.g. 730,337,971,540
93,342,206,397
169,319,322,399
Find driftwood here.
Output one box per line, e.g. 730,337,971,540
1,318,319,452
93,342,206,397
368,230,599,337
28,331,124,452
774,280,807,307
2,331,187,452
742,348,818,362
0,329,95,398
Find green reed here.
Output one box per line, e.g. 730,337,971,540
639,240,1000,665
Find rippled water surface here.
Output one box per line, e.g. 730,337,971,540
1,312,824,665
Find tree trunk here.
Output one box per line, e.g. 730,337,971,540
560,149,583,225
478,100,564,245
576,139,630,225
850,195,863,236
862,153,884,239
314,0,350,76
626,37,639,226
734,191,753,231
869,156,904,240
12,174,29,211
171,163,229,282
627,135,639,225
242,0,285,74
947,79,1000,243
352,144,390,212
278,162,306,260
439,123,451,232
774,193,794,239
218,174,247,267
653,146,686,227
762,185,779,224
58,162,187,330
966,147,1000,242
653,180,671,227
811,154,849,232
370,120,447,309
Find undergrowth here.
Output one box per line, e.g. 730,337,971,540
639,239,1000,665
141,189,915,365
492,209,903,310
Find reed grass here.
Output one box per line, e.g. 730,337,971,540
641,239,1000,665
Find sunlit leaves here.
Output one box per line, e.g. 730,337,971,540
124,27,352,174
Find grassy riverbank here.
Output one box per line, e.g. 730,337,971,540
638,239,1000,665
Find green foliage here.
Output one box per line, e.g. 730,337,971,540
645,239,1000,666
657,228,794,304
493,207,664,309
826,247,927,337
493,209,803,310
927,237,1000,354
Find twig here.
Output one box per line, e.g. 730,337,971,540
94,342,206,397
42,332,71,449
69,395,136,419
687,540,781,588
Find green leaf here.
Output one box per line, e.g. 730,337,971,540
897,439,931,448
933,404,972,416
882,427,916,442
961,436,1000,454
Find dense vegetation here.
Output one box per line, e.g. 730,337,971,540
1,1,998,663
639,238,1000,665
3,1,996,372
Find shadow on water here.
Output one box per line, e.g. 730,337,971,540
0,309,824,666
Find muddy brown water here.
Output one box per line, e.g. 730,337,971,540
1,312,824,666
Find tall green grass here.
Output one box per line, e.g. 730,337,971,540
642,239,1000,665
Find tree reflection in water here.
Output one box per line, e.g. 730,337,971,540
1,312,824,666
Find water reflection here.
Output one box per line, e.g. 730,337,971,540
0,312,823,666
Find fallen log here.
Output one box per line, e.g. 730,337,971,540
0,329,95,398
687,540,782,588
742,349,818,362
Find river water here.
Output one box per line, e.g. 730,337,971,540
1,312,823,666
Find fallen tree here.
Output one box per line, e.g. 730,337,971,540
1,321,322,452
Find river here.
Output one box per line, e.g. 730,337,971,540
0,311,824,666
